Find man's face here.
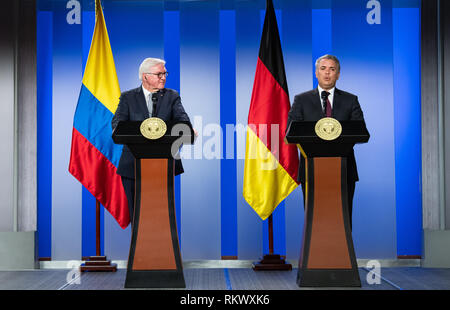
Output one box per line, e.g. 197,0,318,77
142,63,167,92
315,58,340,90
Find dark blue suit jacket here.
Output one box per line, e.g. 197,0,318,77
287,88,366,183
111,86,191,178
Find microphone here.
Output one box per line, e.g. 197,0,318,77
321,91,329,113
151,92,158,117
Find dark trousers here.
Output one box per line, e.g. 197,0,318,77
121,176,135,224
301,180,356,230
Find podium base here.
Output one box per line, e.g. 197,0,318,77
297,269,361,287
252,254,292,271
125,270,186,288
80,256,117,272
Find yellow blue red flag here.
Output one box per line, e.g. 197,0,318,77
69,0,129,228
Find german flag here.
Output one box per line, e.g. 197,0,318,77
243,0,299,220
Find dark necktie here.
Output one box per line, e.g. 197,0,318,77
147,94,153,115
321,91,332,117
151,92,158,117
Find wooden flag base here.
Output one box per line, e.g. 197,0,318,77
79,201,116,272
80,256,117,272
253,215,292,271
252,254,292,271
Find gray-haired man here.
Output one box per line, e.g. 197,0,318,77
112,57,191,223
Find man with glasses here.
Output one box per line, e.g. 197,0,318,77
112,57,191,223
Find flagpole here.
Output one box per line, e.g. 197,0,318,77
80,200,117,272
96,200,101,256
268,214,274,255
245,0,297,271
252,215,292,271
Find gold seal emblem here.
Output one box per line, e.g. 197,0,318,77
315,117,342,141
140,117,167,140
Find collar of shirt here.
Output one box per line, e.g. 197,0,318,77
142,85,155,107
317,85,335,107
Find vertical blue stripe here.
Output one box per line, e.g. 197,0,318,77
393,7,422,256
164,8,182,243
219,9,238,258
52,0,83,260
179,0,221,259
81,7,94,76
81,188,104,257
332,0,397,258
37,9,53,259
235,0,263,260
312,8,332,88
81,8,104,258
283,0,311,262
262,208,286,256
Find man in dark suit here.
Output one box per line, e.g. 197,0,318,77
287,54,366,229
112,57,191,222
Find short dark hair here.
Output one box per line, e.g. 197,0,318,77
315,54,340,73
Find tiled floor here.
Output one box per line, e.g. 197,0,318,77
1,267,449,290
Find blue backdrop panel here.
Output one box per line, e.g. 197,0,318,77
282,0,312,261
179,0,222,259
235,0,265,260
219,9,238,258
37,9,53,259
311,7,331,89
393,6,422,256
105,0,165,91
332,0,397,258
51,1,83,260
163,8,182,242
36,0,422,261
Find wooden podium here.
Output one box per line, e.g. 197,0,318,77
285,120,369,287
113,120,194,288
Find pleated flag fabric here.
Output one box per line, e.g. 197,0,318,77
243,0,300,220
69,0,129,229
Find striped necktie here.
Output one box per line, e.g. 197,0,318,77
321,91,332,117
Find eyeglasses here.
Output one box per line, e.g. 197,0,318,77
145,71,169,79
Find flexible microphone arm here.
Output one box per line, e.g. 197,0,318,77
151,92,158,117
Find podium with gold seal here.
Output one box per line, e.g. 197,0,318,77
285,118,369,287
113,119,194,288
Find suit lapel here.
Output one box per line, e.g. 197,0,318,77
135,86,150,118
155,88,166,116
332,88,342,118
311,88,324,117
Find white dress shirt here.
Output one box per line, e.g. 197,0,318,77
142,85,155,114
317,85,335,109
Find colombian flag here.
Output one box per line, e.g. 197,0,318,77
69,0,129,228
243,0,299,220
